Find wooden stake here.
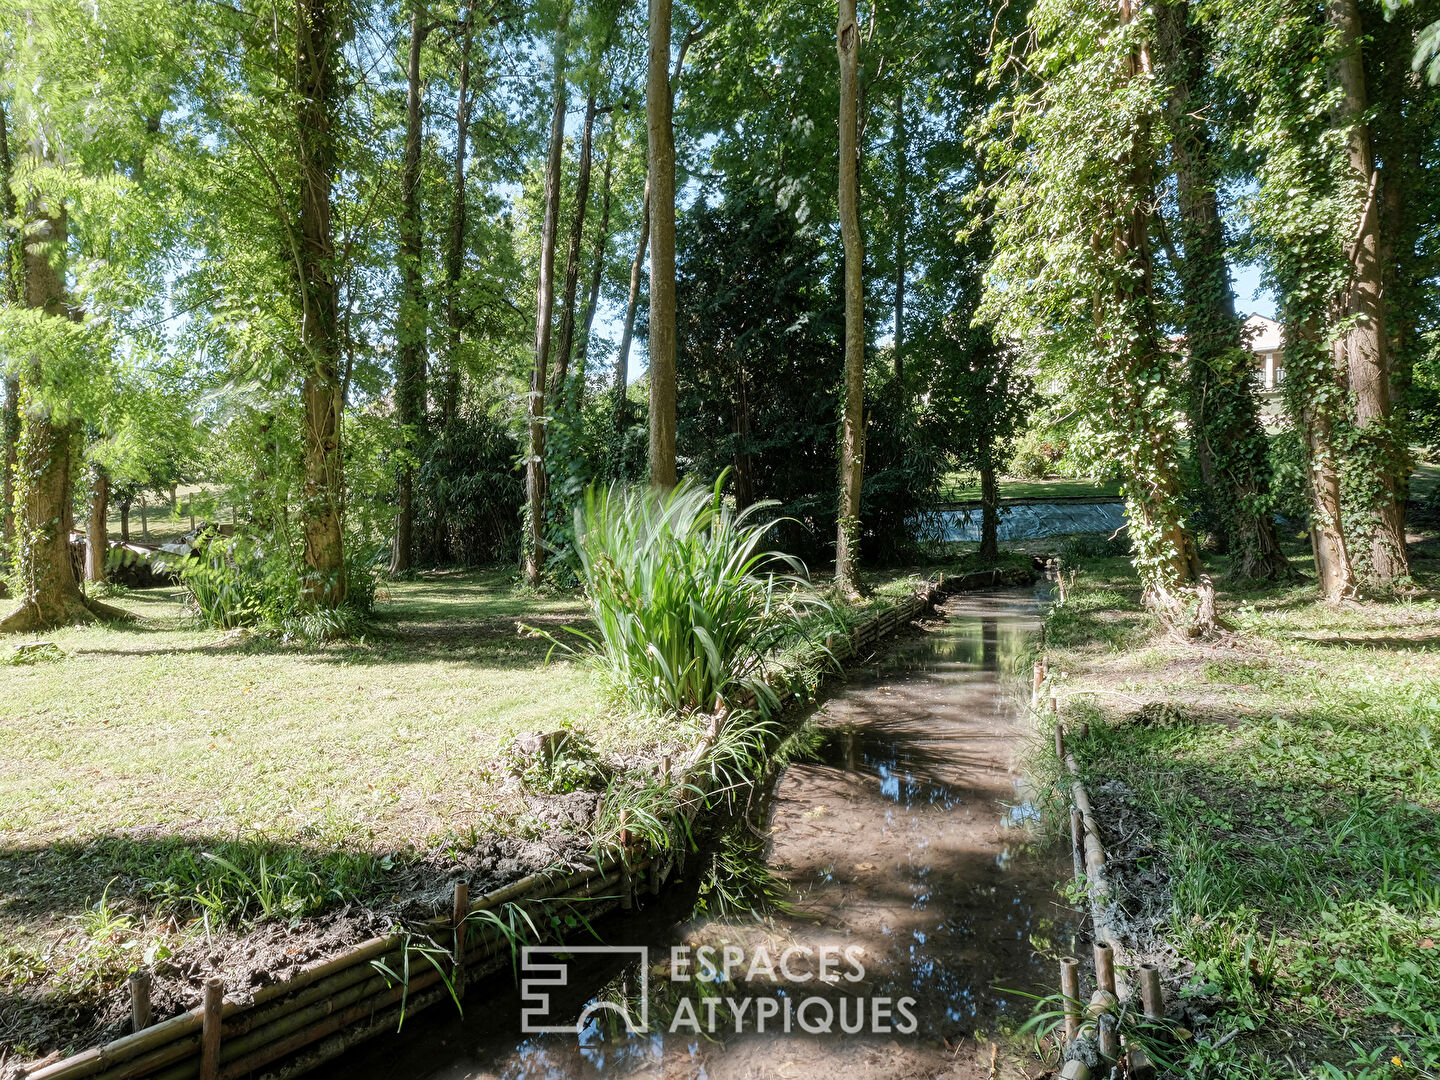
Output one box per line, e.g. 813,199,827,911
619,810,633,911
452,881,469,996
1031,661,1043,707
129,970,152,1033
200,977,223,1080
1138,962,1164,1020
1093,941,1116,996
1059,956,1081,1044
1054,724,1065,760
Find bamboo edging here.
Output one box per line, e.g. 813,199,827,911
23,588,937,1080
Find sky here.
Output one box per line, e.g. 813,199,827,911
1231,262,1278,320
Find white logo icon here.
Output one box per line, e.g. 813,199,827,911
519,945,650,1035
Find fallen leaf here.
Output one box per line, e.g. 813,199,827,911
854,862,876,872
1420,938,1436,950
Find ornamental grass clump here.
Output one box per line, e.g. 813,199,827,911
570,475,826,716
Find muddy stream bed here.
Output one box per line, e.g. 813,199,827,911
334,588,1082,1080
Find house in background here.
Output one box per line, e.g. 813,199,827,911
1242,313,1284,390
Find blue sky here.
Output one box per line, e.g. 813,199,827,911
1231,262,1277,320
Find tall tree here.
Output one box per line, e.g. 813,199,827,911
614,174,649,435
440,1,474,432
392,1,430,576
647,0,678,489
0,101,19,553
296,0,348,607
834,0,865,594
553,94,598,394
1,197,120,632
1330,0,1410,584
1157,0,1291,581
892,89,907,380
524,6,571,585
578,136,614,386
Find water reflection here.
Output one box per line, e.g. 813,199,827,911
333,589,1080,1080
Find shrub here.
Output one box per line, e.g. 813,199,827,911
173,533,377,640
566,475,828,716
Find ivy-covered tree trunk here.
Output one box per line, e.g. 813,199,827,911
0,199,121,633
1111,0,1201,617
85,463,108,584
0,101,20,554
647,0,678,490
525,10,569,585
1329,0,1409,585
554,94,596,398
834,0,865,595
1159,0,1290,582
392,2,429,576
296,0,347,607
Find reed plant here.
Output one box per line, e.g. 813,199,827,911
567,475,827,716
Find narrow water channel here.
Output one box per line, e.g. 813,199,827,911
335,588,1080,1080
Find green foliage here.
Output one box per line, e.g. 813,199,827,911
417,408,524,566
172,533,377,640
565,475,828,716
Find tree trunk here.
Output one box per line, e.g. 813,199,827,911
86,463,109,584
1109,0,1201,617
647,0,678,490
440,0,473,432
1329,0,1409,585
297,0,347,607
578,141,614,391
120,500,131,544
1158,0,1290,582
732,358,755,509
0,197,121,632
392,4,429,576
1291,321,1357,600
979,448,999,563
525,9,569,585
554,94,596,399
0,102,19,554
614,175,650,436
140,495,149,540
834,0,865,595
892,89,906,381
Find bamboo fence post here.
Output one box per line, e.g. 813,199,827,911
199,978,222,1080
1093,941,1115,996
129,971,152,1034
1070,805,1084,883
1059,956,1081,1044
1138,963,1163,1020
1031,661,1043,707
1054,723,1065,760
452,882,469,996
618,810,633,911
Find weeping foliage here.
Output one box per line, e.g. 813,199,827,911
568,475,827,716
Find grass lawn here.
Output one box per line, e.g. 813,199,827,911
0,562,937,1062
937,472,1123,502
1036,546,1440,1076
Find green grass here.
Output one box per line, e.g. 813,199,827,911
937,472,1123,502
0,560,939,1060
1036,548,1440,1076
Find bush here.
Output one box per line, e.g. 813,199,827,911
174,533,377,640
566,475,828,716
1007,427,1071,480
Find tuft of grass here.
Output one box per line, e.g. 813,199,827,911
563,475,830,716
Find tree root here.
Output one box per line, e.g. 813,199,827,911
0,594,133,634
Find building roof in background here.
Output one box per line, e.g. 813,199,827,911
1242,313,1283,353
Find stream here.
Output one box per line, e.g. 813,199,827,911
334,588,1081,1080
